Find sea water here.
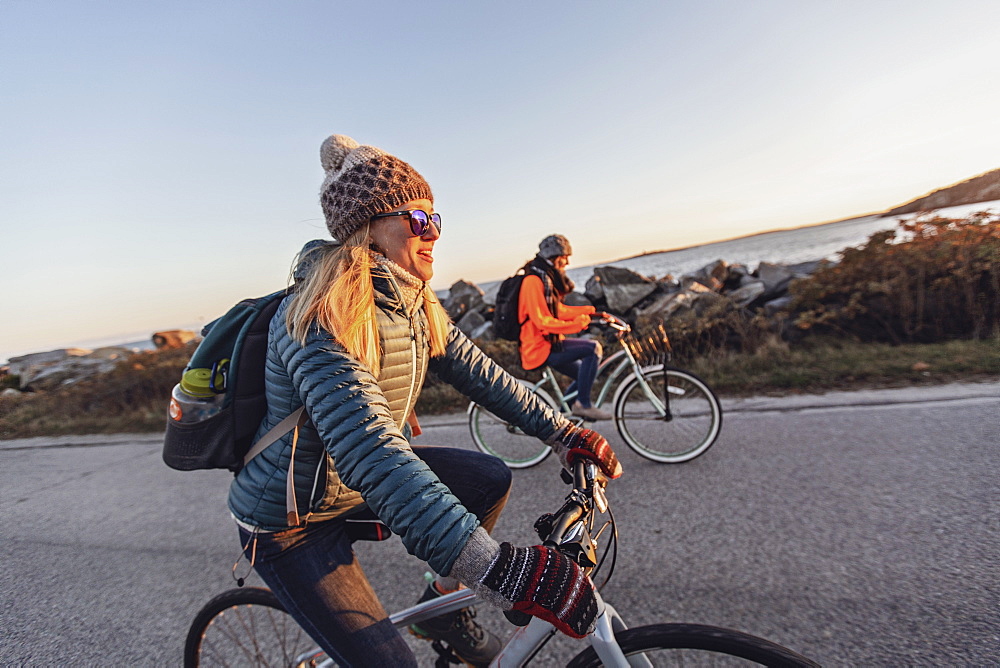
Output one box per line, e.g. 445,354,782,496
479,200,999,296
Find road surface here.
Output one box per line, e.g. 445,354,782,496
1,381,997,665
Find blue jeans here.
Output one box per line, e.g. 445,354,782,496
546,338,602,407
237,446,512,667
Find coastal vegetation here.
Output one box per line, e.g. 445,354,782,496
1,214,997,439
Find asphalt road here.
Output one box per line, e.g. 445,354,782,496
1,381,997,666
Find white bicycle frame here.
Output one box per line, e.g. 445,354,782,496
311,587,649,668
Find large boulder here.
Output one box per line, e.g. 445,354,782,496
7,348,91,378
152,330,197,350
454,309,487,337
763,295,794,317
681,277,715,293
755,262,797,299
727,280,767,308
443,280,485,321
635,292,694,322
563,291,594,308
786,260,825,277
590,266,658,314
9,346,138,392
8,348,92,388
22,357,114,391
583,274,604,305
690,259,728,291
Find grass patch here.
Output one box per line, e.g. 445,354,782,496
685,335,1000,396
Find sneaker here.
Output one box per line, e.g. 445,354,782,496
409,584,501,667
572,401,613,421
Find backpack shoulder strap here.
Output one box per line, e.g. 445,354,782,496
242,406,306,467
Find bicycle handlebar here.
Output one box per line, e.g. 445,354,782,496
534,461,610,571
597,312,631,333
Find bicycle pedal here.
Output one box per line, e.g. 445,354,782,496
430,639,463,667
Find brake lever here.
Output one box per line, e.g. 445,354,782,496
593,480,608,514
584,464,609,514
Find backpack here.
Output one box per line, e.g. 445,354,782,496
162,288,304,473
492,271,528,341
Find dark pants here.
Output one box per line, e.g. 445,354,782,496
546,338,602,407
237,446,511,667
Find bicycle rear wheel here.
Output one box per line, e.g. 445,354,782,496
613,366,722,463
184,587,321,668
467,382,556,469
567,622,820,667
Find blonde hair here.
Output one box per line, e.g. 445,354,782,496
286,229,450,376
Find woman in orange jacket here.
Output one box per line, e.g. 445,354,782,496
517,234,613,420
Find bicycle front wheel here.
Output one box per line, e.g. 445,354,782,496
613,365,722,463
184,587,320,668
567,623,820,667
467,382,556,469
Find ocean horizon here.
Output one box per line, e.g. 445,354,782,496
5,200,997,366
480,199,999,298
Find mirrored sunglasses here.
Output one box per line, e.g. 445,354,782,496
370,209,442,237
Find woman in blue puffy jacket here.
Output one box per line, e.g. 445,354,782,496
227,135,622,667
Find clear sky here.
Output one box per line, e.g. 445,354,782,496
2,1,999,363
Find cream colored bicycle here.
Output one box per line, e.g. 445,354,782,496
469,316,723,468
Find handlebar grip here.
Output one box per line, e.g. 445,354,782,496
574,460,599,489
503,609,533,627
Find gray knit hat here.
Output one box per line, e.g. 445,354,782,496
538,234,573,259
319,134,433,242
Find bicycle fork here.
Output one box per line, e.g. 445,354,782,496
634,368,674,422
588,598,653,668
490,593,650,668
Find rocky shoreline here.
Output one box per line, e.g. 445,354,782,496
442,257,823,341
2,257,820,393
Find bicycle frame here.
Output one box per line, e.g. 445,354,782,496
307,586,642,668
529,343,667,422
300,460,642,668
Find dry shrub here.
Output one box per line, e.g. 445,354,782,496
0,344,193,438
636,297,781,365
790,213,1000,343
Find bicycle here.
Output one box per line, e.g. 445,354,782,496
185,461,820,667
468,315,723,468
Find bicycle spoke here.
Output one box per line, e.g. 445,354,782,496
468,382,555,469
195,599,314,667
614,368,722,463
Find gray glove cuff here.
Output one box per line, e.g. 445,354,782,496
544,421,573,446
544,422,574,469
447,527,501,588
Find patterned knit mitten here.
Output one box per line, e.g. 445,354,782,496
550,424,623,479
475,542,597,638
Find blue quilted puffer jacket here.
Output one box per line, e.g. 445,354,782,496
228,267,565,576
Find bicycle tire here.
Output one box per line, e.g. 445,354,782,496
184,587,320,668
566,622,821,667
467,381,555,469
613,365,723,463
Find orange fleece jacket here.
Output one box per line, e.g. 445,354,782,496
517,274,595,370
